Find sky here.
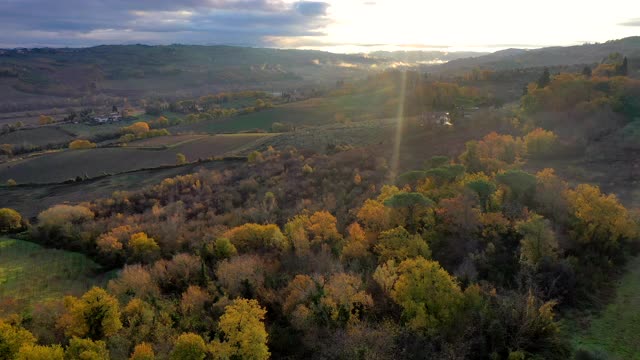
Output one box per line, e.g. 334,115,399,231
1,0,639,52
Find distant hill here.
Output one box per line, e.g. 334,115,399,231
0,45,383,108
437,37,640,73
369,50,488,64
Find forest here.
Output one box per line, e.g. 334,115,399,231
1,42,640,360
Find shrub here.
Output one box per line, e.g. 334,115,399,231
68,139,97,150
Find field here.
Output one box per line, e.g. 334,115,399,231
174,87,396,133
571,256,640,359
0,160,240,218
0,134,268,184
0,126,74,148
0,238,108,314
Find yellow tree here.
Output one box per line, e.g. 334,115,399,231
17,344,64,360
58,287,122,340
170,333,207,360
211,298,269,360
565,184,638,253
0,320,36,359
0,208,22,233
390,257,463,335
128,232,160,262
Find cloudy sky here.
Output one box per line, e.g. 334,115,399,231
1,0,639,52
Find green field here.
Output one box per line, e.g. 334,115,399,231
0,238,107,314
572,256,640,359
0,134,266,184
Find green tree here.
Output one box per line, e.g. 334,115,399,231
517,214,558,266
211,298,270,360
466,179,496,212
537,68,551,88
0,207,22,233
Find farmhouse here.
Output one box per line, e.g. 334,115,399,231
419,111,452,127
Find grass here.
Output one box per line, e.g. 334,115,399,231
0,238,108,314
571,256,640,359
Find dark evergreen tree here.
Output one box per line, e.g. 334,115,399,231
582,66,592,77
537,68,551,88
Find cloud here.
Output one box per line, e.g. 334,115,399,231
0,0,331,47
294,1,329,16
619,18,640,27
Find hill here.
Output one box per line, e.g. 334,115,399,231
437,37,640,73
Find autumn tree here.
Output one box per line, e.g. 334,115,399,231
374,226,431,263
0,320,36,359
16,344,64,360
211,298,270,360
176,153,187,165
565,184,638,256
383,192,434,231
0,207,22,233
65,337,110,360
68,139,97,150
122,122,150,136
341,222,374,267
517,214,558,266
170,333,207,360
390,257,463,334
357,199,391,233
524,128,557,158
223,223,288,252
38,115,54,125
533,169,568,222
128,232,161,263
58,287,122,340
108,264,160,302
130,343,155,360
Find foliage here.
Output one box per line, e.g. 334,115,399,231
0,208,22,233
223,223,288,252
0,320,36,359
16,344,64,360
170,333,207,360
390,257,463,335
58,287,122,340
65,337,110,360
211,299,269,360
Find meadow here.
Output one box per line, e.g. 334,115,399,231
572,257,640,359
0,238,108,314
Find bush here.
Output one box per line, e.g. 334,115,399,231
69,140,97,150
